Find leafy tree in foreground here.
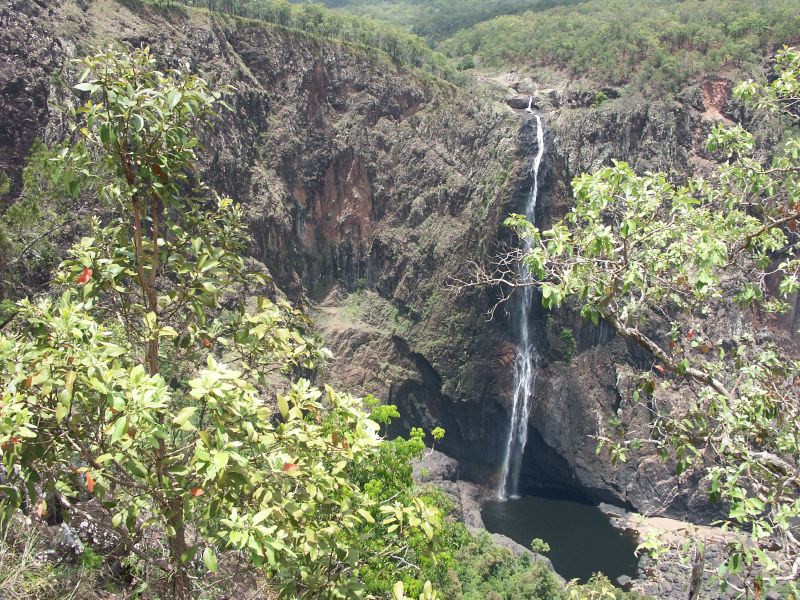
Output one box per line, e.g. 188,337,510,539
474,47,800,595
0,47,440,599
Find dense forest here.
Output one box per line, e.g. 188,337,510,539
286,0,584,43
441,0,800,93
143,0,461,81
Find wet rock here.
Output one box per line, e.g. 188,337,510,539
506,96,539,110
616,574,632,591
598,502,626,518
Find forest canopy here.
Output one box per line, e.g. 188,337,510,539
441,0,800,93
286,0,585,44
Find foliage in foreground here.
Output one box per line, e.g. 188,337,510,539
0,47,443,599
493,47,800,595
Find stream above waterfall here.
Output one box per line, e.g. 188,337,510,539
482,492,639,584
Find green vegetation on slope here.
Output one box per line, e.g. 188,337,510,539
138,0,800,94
144,0,460,81
442,0,800,93
288,0,584,44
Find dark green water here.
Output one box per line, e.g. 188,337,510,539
482,494,639,583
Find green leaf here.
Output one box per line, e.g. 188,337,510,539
168,90,183,109
99,122,111,144
203,547,218,573
110,416,128,444
173,406,197,428
357,508,375,524
55,402,69,423
213,452,229,471
180,546,198,564
131,114,144,132
277,395,289,420
31,370,49,386
421,521,434,540
74,82,97,92
253,510,270,525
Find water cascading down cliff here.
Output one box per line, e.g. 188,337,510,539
498,107,545,501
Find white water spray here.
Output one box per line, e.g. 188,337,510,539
525,96,534,113
498,114,545,500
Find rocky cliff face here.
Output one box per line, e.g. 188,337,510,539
1,0,521,478
0,0,63,204
1,0,774,521
498,83,788,518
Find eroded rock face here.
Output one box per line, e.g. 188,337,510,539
503,98,737,515
0,0,65,204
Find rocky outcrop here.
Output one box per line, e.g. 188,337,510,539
0,0,64,203
601,509,791,600
412,449,460,484
412,454,491,532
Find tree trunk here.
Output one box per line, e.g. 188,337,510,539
168,501,192,600
688,541,705,600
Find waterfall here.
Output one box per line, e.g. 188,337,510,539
498,114,545,501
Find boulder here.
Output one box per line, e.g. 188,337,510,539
412,449,459,484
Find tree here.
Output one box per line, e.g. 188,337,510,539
471,47,800,595
0,47,439,599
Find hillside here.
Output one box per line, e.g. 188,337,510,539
163,0,800,95
288,0,584,43
442,0,800,93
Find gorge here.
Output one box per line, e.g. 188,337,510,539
0,0,732,532
1,0,799,598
